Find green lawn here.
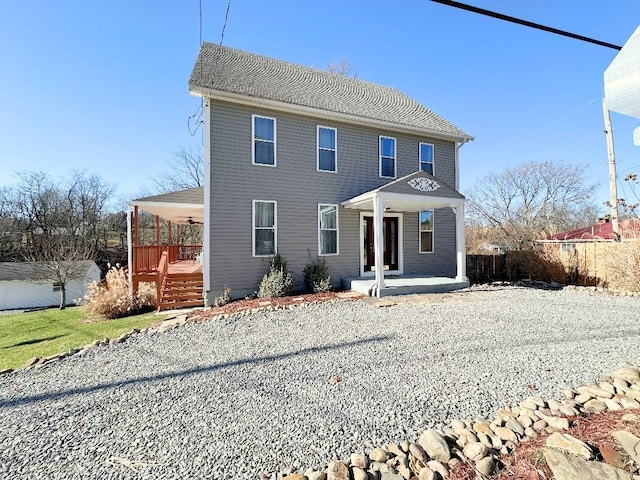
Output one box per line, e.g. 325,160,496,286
0,307,165,371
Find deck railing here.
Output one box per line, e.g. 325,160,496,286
156,251,168,306
133,245,202,274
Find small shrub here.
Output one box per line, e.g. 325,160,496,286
81,265,156,319
215,285,231,307
258,255,294,298
303,258,332,293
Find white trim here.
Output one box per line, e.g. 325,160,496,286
318,203,339,256
418,209,434,254
126,205,133,296
203,100,211,292
131,201,203,210
379,135,397,179
316,125,337,173
252,199,277,257
251,114,277,167
190,87,474,143
359,211,404,277
419,142,435,176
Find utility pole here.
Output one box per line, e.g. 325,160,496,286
602,98,620,239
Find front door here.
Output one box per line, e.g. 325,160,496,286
363,216,399,272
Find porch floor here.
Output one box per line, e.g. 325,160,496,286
342,275,469,298
167,260,202,275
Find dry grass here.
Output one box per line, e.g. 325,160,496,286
80,265,156,319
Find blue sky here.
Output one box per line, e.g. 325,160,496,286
1,1,639,210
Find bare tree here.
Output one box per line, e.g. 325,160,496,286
3,171,113,308
466,160,599,250
326,59,358,78
151,145,204,193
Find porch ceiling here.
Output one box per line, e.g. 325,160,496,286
342,170,464,212
130,187,204,225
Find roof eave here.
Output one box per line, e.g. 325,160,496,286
189,86,474,143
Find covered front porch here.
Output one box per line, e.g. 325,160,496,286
341,170,468,298
342,275,469,297
127,187,205,310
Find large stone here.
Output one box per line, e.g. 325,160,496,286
327,461,349,480
282,475,304,480
546,432,595,460
370,447,389,463
409,443,429,464
418,430,451,463
426,460,448,479
537,412,570,430
463,442,488,462
494,426,518,443
305,471,326,480
418,467,436,480
351,467,368,480
621,396,640,409
505,417,525,436
543,448,635,480
350,453,368,469
473,421,493,436
379,472,403,480
476,456,495,477
610,367,640,384
612,430,640,465
583,399,608,413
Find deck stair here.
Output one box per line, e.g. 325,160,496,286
159,272,204,310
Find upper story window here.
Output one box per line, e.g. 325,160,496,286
253,200,277,256
379,136,396,178
419,210,434,253
252,115,276,166
318,204,338,255
420,143,434,175
317,126,337,172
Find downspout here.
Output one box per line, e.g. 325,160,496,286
126,204,133,296
203,98,212,304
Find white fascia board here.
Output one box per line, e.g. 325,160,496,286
377,191,464,209
190,87,474,143
130,201,204,210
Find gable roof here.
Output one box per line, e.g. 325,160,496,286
0,261,98,282
541,219,640,242
189,43,473,142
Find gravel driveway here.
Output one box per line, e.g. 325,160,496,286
1,287,639,479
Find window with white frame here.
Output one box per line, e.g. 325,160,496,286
420,143,434,175
419,210,434,253
379,136,396,178
252,115,276,166
253,200,276,256
318,204,338,255
317,126,336,172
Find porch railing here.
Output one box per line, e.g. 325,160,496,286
133,245,202,274
156,251,168,305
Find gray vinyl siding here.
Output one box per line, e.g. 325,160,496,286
208,100,459,296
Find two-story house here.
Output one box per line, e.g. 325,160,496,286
129,43,474,307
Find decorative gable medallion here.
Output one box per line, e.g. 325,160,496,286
407,177,441,192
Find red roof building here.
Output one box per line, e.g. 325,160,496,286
540,219,640,243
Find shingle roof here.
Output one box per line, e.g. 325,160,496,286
541,220,640,242
189,43,472,141
0,261,97,282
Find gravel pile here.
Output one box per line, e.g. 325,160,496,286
1,287,639,479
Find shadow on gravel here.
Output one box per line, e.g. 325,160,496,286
0,335,392,409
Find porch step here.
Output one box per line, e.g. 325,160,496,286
159,273,204,311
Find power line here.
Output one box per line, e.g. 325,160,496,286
430,0,622,50
220,0,231,45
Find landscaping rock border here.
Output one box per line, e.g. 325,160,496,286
289,366,640,480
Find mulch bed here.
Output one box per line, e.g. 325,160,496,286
186,291,363,323
449,409,640,479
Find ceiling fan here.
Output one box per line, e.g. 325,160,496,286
187,216,203,225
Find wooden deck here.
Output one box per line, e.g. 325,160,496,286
167,260,202,275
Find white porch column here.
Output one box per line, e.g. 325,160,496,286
453,203,468,283
126,205,133,296
373,193,386,296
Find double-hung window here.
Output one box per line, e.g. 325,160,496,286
317,126,337,172
252,115,276,166
253,200,277,256
318,204,338,255
419,210,434,253
419,143,434,175
379,136,396,178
